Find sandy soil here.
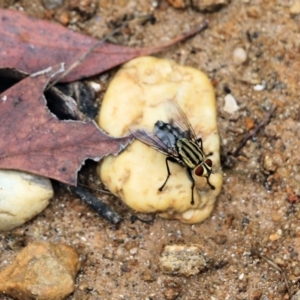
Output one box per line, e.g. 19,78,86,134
1,0,300,299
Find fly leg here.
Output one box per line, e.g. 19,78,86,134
196,137,203,150
159,156,177,192
186,168,195,205
197,137,213,156
206,175,215,190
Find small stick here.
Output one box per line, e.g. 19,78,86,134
47,18,208,88
47,21,129,89
251,249,291,297
232,106,276,157
78,182,113,194
69,185,123,224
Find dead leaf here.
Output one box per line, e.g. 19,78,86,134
0,64,132,185
0,9,208,82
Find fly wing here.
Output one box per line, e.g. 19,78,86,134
164,99,198,143
130,128,178,157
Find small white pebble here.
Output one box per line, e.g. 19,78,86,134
223,94,239,113
129,247,138,255
2,95,7,102
233,47,247,65
239,273,244,280
157,277,162,285
89,81,101,92
253,81,266,91
0,171,53,231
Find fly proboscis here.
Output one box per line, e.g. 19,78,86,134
130,100,215,205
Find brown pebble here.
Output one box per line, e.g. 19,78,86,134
78,281,89,291
237,155,249,162
271,211,282,222
0,242,80,300
141,268,156,282
294,266,300,276
213,234,227,245
288,193,298,203
58,12,69,25
274,257,285,266
289,274,299,281
247,6,261,18
44,10,54,19
250,289,262,300
163,279,181,300
167,0,186,8
269,233,280,241
224,214,235,229
277,282,287,293
245,117,255,130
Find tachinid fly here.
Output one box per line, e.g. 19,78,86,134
130,100,215,205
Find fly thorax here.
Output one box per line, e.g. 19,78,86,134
176,138,204,169
154,120,182,148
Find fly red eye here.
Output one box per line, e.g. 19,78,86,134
205,159,212,167
195,165,204,176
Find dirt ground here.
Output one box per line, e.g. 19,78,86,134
1,0,300,299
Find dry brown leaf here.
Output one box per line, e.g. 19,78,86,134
0,64,131,185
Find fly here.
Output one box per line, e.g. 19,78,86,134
130,100,215,205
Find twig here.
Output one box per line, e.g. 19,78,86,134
69,185,123,224
251,249,292,297
78,182,113,194
47,15,154,89
232,106,277,157
47,18,208,88
47,26,125,89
